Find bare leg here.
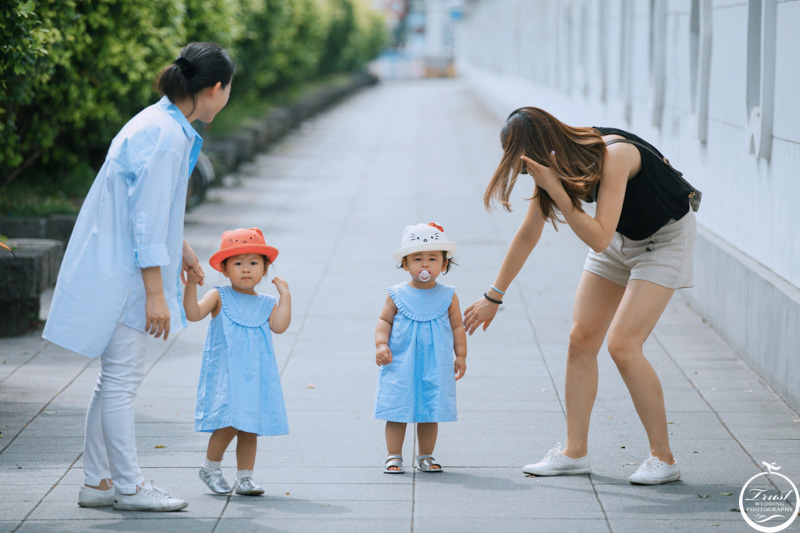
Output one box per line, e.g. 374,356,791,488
385,422,407,471
416,423,440,470
416,423,439,454
606,280,676,464
235,432,258,471
563,271,625,459
86,479,114,490
206,427,238,462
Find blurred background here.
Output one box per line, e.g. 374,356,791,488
2,0,799,411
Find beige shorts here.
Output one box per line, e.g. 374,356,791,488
583,210,696,290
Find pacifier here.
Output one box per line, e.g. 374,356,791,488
418,270,431,282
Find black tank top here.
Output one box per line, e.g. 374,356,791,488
593,127,690,240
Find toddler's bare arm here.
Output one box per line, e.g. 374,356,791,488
183,276,220,322
375,295,396,365
449,293,467,380
269,277,292,333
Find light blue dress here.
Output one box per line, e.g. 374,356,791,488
195,286,289,436
374,282,457,423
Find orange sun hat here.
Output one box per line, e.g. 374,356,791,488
209,227,279,272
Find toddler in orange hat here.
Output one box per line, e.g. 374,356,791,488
183,227,290,496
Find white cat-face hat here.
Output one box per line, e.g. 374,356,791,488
393,222,457,263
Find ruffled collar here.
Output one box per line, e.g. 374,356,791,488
217,286,275,327
388,282,454,321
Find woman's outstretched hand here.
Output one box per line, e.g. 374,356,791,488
463,296,500,335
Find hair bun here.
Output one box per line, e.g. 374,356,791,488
174,57,195,79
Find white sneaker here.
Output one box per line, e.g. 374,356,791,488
522,443,591,476
78,485,115,507
629,453,681,485
113,481,188,512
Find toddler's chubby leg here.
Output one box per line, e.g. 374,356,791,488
235,431,258,471
232,432,265,495
385,422,407,472
416,423,441,470
207,426,239,461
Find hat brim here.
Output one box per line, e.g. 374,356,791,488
393,242,457,263
209,245,279,272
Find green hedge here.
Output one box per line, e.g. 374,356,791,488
0,0,387,213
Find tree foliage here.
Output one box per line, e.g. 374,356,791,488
0,0,388,195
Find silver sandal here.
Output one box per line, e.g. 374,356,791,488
383,455,404,474
416,455,443,472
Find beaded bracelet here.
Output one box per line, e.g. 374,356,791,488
483,292,503,305
490,285,506,296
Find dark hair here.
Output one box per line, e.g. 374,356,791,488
399,251,458,274
484,107,606,227
154,42,235,108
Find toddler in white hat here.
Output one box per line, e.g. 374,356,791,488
374,223,467,474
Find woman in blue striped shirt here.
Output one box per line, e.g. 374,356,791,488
43,42,234,512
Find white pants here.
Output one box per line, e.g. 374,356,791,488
83,322,146,494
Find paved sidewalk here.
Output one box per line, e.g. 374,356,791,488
1,79,799,533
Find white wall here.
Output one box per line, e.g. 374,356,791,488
457,0,800,287
456,0,800,409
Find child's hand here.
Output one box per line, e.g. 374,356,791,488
376,344,393,366
272,276,290,296
454,356,467,380
185,266,204,286
181,241,205,286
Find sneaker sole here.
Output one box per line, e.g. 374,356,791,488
112,501,188,512
523,468,592,476
78,500,115,508
629,474,681,485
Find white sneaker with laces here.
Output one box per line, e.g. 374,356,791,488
629,453,680,485
112,481,188,512
522,443,592,476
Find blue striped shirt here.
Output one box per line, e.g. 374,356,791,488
43,96,202,358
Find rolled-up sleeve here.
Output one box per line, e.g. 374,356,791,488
130,148,183,268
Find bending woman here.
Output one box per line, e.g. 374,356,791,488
43,42,234,510
463,107,696,485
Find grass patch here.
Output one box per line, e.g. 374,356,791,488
0,161,95,216
0,182,83,217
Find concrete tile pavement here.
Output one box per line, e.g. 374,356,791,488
1,79,798,532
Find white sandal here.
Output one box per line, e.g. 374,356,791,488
383,455,404,474
416,455,443,473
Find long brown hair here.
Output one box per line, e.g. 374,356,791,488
484,107,607,226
